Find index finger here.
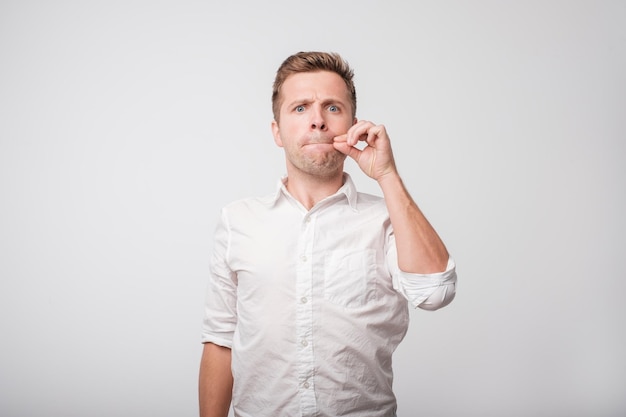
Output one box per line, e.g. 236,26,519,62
346,120,375,146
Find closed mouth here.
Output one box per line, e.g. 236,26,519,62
306,135,334,145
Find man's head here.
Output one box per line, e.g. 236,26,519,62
270,52,357,180
272,51,356,124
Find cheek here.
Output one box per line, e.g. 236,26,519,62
281,123,302,140
335,119,354,133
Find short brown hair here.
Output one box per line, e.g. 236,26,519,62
272,51,356,123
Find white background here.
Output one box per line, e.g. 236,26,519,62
1,1,624,416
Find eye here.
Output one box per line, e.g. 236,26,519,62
328,105,339,112
295,105,305,113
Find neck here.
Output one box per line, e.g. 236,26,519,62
284,169,344,210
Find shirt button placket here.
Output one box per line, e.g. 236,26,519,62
296,213,316,416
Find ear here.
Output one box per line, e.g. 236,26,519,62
271,120,283,147
352,117,358,126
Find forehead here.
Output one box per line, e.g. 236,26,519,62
280,70,350,103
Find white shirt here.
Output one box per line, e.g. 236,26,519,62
202,173,457,417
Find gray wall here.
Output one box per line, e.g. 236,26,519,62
1,1,624,416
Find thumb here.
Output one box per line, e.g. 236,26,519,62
333,141,361,161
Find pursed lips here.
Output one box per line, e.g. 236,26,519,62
304,134,335,146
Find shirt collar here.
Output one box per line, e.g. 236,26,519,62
271,172,359,211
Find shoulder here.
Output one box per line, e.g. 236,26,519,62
221,192,276,217
355,191,386,209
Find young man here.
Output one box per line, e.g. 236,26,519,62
199,51,457,417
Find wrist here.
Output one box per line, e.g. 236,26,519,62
376,169,401,187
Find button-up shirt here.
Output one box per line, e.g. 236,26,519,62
202,173,457,417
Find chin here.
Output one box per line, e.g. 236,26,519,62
307,161,345,178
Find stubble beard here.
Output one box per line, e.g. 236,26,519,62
288,141,347,178
301,150,346,178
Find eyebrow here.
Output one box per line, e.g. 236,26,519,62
285,97,347,109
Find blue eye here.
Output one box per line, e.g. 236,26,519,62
295,105,305,112
328,105,338,112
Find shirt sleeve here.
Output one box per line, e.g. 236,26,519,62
398,257,457,310
201,208,238,347
387,237,457,310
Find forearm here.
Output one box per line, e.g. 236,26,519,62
378,172,449,274
199,342,233,417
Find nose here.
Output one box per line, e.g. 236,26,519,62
310,106,327,131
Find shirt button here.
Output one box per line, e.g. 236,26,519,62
303,381,310,389
301,339,308,347
301,255,307,262
300,297,308,304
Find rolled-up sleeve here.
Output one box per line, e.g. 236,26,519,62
392,256,457,310
201,208,238,347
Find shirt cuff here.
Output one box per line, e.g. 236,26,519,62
396,257,457,309
201,332,234,349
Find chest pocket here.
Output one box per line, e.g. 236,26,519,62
323,249,377,308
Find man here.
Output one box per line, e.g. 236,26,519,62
199,51,457,417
